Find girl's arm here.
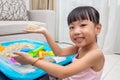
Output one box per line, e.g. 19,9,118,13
24,27,79,56
43,30,78,56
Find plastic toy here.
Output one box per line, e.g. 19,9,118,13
10,57,17,63
28,45,44,57
28,45,55,58
0,45,4,52
37,50,55,59
20,48,32,52
38,51,44,60
49,51,55,56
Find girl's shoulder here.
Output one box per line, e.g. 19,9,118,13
89,49,104,57
83,48,105,63
88,48,105,65
89,48,103,54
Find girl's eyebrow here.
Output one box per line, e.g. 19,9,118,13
69,24,74,26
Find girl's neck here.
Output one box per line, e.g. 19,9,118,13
80,42,99,53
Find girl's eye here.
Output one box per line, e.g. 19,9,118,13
80,24,87,27
69,26,74,30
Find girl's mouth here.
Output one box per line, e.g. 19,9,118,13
74,37,85,43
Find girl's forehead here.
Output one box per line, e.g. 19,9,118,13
70,20,90,24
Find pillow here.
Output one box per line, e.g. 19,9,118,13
0,0,28,21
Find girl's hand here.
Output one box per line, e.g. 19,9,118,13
24,25,48,34
12,52,35,65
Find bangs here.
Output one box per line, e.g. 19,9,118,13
67,10,89,25
67,6,99,25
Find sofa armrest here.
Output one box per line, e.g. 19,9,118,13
28,10,56,39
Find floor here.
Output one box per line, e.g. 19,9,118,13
101,54,120,80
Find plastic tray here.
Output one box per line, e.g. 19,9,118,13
0,39,74,80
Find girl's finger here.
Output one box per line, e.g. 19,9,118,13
13,52,26,56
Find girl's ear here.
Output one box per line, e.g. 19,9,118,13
95,24,102,35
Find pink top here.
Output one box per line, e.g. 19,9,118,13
68,56,103,80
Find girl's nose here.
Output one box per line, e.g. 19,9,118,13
74,28,81,36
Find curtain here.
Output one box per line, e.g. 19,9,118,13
56,0,120,54
29,0,55,10
102,0,120,54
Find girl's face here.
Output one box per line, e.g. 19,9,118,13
69,20,101,48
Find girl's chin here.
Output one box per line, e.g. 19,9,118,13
75,43,83,47
73,40,84,46
74,41,85,47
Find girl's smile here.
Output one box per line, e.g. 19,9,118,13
74,36,85,43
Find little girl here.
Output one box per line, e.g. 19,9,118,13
13,6,105,80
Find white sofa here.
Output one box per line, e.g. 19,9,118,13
0,0,56,42
0,10,56,42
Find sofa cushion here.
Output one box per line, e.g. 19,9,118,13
0,0,28,21
0,21,46,35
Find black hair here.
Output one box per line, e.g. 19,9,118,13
67,6,100,25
